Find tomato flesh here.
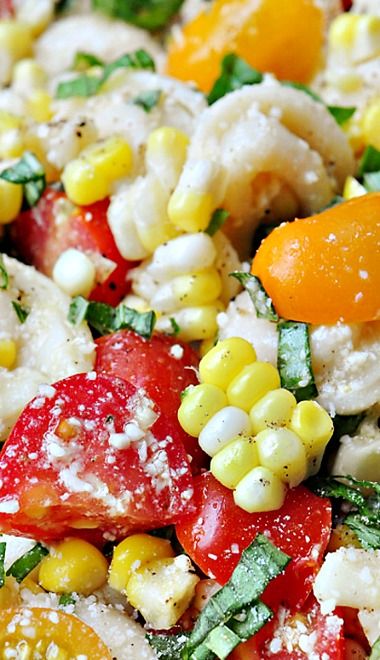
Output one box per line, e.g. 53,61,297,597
95,330,207,472
10,189,136,306
0,372,194,541
176,473,331,610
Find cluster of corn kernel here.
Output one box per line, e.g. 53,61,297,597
125,230,240,343
178,338,334,513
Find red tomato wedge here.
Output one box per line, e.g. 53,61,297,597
0,0,14,17
0,372,194,542
95,330,207,473
10,189,136,306
231,597,345,659
176,473,331,610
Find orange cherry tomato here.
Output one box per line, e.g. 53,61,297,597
0,608,112,658
252,193,380,325
166,0,324,93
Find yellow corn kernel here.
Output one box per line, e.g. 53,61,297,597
210,434,259,489
0,110,24,159
290,400,334,463
0,338,17,369
26,89,53,123
62,136,133,206
249,388,297,434
328,523,362,551
227,361,280,411
0,179,23,224
329,14,359,49
361,97,380,150
38,538,108,596
16,0,54,37
327,69,363,94
164,304,221,342
108,533,174,593
172,269,222,308
0,576,20,608
147,126,189,186
126,555,199,629
12,58,47,92
343,175,367,200
168,189,215,233
178,383,228,437
199,337,256,390
256,428,307,487
234,466,286,513
0,20,33,62
199,336,217,358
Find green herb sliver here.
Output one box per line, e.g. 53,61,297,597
230,272,279,322
59,593,76,607
69,296,156,339
358,145,380,177
6,543,49,582
0,255,8,290
91,0,185,31
205,209,230,236
277,321,318,401
207,54,263,105
73,51,104,71
133,89,162,112
370,634,380,659
0,152,46,207
0,542,6,588
12,301,30,324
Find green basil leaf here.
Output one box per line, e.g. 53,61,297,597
370,635,380,659
0,152,46,207
68,296,89,325
277,321,318,401
73,51,104,71
282,81,322,102
0,542,6,589
205,209,230,236
0,255,9,290
69,296,156,338
59,593,76,607
207,54,263,105
230,272,279,322
358,145,380,177
56,74,102,99
6,543,49,582
332,413,364,441
169,317,181,336
91,0,185,31
133,89,161,112
364,171,380,192
327,105,356,125
11,301,30,324
345,515,380,550
146,632,191,659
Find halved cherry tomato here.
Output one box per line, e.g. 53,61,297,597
10,189,136,306
231,596,345,659
0,372,194,541
95,330,208,473
0,608,111,659
0,0,14,17
166,0,324,92
176,473,331,610
252,193,380,324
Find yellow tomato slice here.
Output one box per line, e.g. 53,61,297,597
0,607,112,659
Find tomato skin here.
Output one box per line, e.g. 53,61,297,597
252,193,380,324
0,0,14,17
0,372,194,542
10,189,136,306
95,330,208,473
176,473,331,610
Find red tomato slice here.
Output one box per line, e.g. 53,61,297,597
10,189,136,305
95,330,208,473
0,0,14,17
231,597,345,659
176,473,331,610
0,372,194,542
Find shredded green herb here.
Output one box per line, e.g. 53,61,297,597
11,301,30,324
230,272,279,322
69,296,156,339
207,54,263,105
0,542,6,589
370,634,380,659
205,209,230,236
277,321,318,401
358,145,380,177
133,89,162,112
59,593,76,607
6,543,49,582
91,0,185,31
327,105,356,125
169,317,181,336
0,255,8,290
72,51,104,71
0,152,46,207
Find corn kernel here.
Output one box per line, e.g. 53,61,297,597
147,126,189,190
108,533,174,592
168,189,215,233
158,304,221,342
12,58,47,93
361,97,380,150
171,269,222,308
199,405,252,457
0,110,24,159
227,361,280,411
199,337,217,358
126,555,199,629
343,175,367,200
249,388,297,434
26,89,53,123
39,539,108,596
0,179,23,224
16,0,54,37
256,428,307,487
211,435,259,489
62,158,109,205
178,383,228,437
290,400,334,466
329,14,359,49
199,337,256,390
328,523,362,551
0,20,33,62
52,248,96,298
0,338,17,369
234,466,286,513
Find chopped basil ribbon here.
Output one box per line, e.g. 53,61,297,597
133,89,162,112
0,152,46,207
6,543,49,582
331,413,364,442
91,0,185,31
230,272,279,322
147,535,289,660
358,145,380,177
11,301,30,324
68,296,156,339
0,255,8,290
0,542,6,588
309,475,380,550
282,82,356,125
169,317,181,336
73,51,104,71
56,49,155,99
205,209,230,236
370,636,380,660
207,54,263,105
282,81,323,103
277,321,318,401
59,593,76,607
